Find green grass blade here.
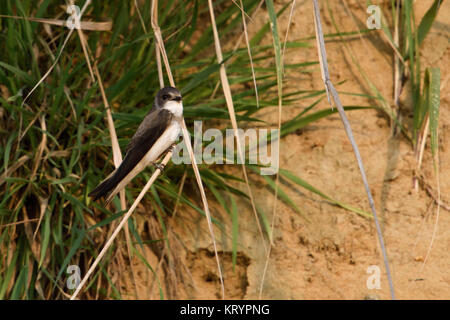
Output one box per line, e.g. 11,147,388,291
279,169,372,219
417,0,442,46
425,68,441,160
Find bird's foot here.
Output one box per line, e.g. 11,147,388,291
160,144,176,159
153,163,165,171
167,144,176,152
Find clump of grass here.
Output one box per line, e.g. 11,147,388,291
364,0,442,267
393,0,442,270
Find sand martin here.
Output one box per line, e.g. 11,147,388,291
89,87,183,204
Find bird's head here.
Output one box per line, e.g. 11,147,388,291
155,87,182,108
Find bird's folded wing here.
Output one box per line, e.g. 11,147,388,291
89,108,173,201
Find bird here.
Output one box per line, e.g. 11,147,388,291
89,86,183,204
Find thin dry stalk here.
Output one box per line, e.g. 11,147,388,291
171,170,187,218
32,116,48,239
416,118,430,177
231,0,253,21
71,1,141,297
412,200,434,252
281,0,296,69
151,0,225,299
0,218,39,229
18,102,47,141
231,0,265,56
207,0,267,253
181,120,225,298
414,111,429,191
313,0,396,299
93,66,123,169
393,0,401,108
75,28,95,82
0,155,29,187
0,14,112,31
134,0,165,88
238,0,259,108
151,0,174,87
420,169,441,272
421,176,449,211
210,0,264,101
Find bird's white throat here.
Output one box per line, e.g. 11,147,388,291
163,100,183,118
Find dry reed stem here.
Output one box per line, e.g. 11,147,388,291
0,218,39,229
0,155,29,187
151,1,174,87
0,14,112,31
180,119,225,298
32,116,48,239
312,0,395,299
420,164,441,272
281,0,296,70
416,118,430,179
72,5,142,296
238,0,260,108
207,0,267,253
210,0,264,103
134,0,165,88
231,0,253,21
150,0,225,299
171,170,187,218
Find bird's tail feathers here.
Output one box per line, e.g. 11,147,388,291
88,170,116,201
104,187,120,206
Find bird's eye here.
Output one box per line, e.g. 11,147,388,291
162,94,169,100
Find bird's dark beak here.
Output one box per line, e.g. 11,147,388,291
171,96,182,102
